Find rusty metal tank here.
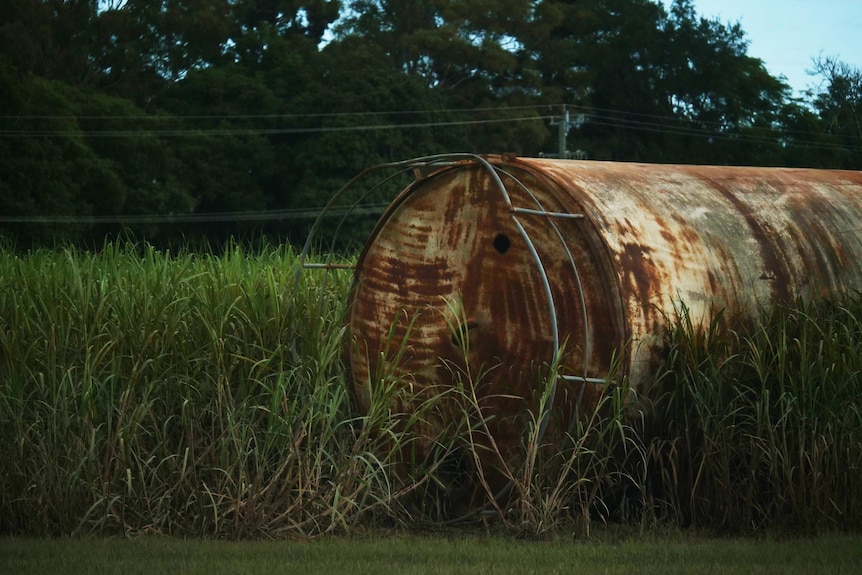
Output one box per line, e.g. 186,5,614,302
338,154,862,495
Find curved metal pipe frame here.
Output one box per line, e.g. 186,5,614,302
297,153,603,521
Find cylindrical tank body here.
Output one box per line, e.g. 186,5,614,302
344,155,862,490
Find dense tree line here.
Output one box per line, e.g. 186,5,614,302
1,0,860,248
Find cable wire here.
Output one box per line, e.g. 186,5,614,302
1,102,858,152
0,114,553,138
0,204,390,225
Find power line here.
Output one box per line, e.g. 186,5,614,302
0,114,553,138
577,112,862,153
1,102,858,153
0,104,549,121
0,100,833,140
0,204,390,225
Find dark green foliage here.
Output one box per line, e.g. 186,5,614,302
0,62,199,248
0,0,860,248
806,56,862,169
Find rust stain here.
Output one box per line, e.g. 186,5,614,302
704,176,794,302
343,155,862,502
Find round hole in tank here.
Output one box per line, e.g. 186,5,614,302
493,233,511,254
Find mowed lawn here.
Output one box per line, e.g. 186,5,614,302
2,532,861,575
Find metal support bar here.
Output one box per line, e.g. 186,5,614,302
302,263,355,269
561,374,608,385
495,166,593,385
511,207,585,219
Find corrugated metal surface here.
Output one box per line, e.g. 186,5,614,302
343,154,862,488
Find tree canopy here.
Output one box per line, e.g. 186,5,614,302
1,0,859,248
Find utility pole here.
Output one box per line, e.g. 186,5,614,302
550,105,571,158
546,105,588,159
558,105,570,158
541,105,586,159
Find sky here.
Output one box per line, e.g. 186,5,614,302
660,0,862,96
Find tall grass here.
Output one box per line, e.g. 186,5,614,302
410,297,646,537
0,242,430,537
1,242,860,537
646,296,862,531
